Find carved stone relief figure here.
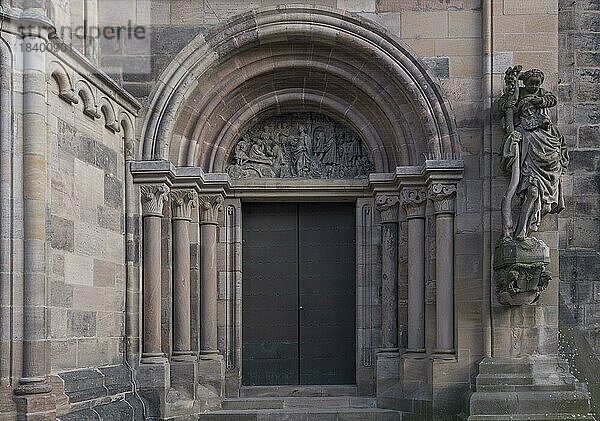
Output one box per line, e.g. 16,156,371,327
494,67,569,306
226,112,375,179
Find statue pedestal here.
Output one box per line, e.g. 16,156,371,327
494,237,551,306
466,356,594,420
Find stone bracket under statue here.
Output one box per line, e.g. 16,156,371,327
494,66,569,307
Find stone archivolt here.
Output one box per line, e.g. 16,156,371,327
226,112,374,179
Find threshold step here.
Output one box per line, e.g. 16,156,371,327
198,407,403,421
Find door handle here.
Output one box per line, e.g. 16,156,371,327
299,306,304,310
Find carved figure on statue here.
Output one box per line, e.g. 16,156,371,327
499,68,569,240
494,67,568,306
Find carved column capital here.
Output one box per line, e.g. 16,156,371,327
376,194,400,223
401,188,427,219
428,183,457,215
171,190,197,221
140,184,170,217
198,194,224,224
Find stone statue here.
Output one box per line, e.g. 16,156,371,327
226,112,374,179
494,67,568,306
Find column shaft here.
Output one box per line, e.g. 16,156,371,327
381,222,398,350
200,223,218,353
436,214,455,352
171,190,196,358
172,219,191,354
143,215,163,357
376,194,400,352
17,33,51,394
198,195,223,354
407,217,426,352
428,183,457,355
140,184,169,363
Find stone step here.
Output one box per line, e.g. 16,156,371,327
240,385,358,398
222,396,377,410
469,390,591,415
475,373,577,392
197,407,403,420
467,415,595,421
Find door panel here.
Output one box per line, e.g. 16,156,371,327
242,202,356,386
242,203,299,386
298,203,356,385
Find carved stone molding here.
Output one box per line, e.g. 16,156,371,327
198,195,224,224
140,184,170,217
401,188,427,219
376,194,400,223
171,190,197,221
428,183,457,214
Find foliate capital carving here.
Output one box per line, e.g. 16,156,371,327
171,190,197,221
401,188,427,219
376,194,400,223
140,184,170,217
428,183,457,214
198,195,224,224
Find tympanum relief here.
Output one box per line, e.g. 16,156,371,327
226,113,374,179
494,67,569,306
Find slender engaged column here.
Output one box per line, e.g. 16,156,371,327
402,188,427,355
15,32,52,396
428,183,457,355
376,194,400,352
198,194,223,355
140,184,170,363
171,190,197,360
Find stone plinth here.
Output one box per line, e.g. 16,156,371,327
196,354,225,412
375,351,401,409
467,356,594,420
135,361,170,419
494,237,551,306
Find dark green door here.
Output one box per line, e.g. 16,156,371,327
242,202,356,386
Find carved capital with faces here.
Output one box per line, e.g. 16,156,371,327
376,194,401,223
401,188,427,219
198,194,224,224
140,184,170,217
171,190,197,221
428,183,457,214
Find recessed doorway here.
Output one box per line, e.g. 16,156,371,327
242,202,356,386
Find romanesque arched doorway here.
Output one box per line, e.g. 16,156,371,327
131,4,463,412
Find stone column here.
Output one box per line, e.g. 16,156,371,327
171,190,197,360
15,32,52,398
428,183,457,355
198,194,223,355
140,184,170,363
401,188,427,355
376,194,400,352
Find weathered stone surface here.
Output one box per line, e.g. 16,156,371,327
67,310,97,337
49,215,74,252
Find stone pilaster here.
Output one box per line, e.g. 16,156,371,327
171,190,197,360
428,183,456,356
140,184,170,364
198,194,223,355
376,194,400,352
401,188,427,355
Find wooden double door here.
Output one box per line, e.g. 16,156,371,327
242,202,356,386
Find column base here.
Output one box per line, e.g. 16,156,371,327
14,377,53,395
141,352,168,364
375,350,401,409
197,353,224,399
465,355,594,420
172,351,197,362
13,391,56,421
171,358,197,399
432,349,456,360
